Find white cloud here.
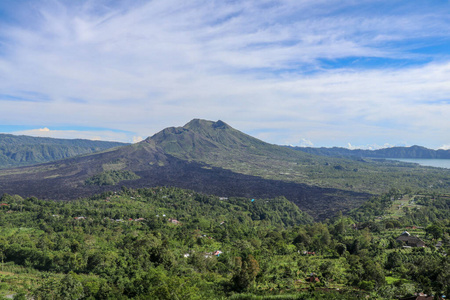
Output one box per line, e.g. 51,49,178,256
13,128,131,143
132,136,144,143
0,1,449,148
347,143,396,150
299,138,314,147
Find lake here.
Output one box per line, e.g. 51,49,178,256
387,158,450,169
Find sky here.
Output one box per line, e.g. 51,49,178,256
0,0,449,150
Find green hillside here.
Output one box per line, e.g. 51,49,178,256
0,134,127,169
150,119,296,160
0,187,448,299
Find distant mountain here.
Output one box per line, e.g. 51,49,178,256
151,119,300,163
290,145,450,159
0,134,127,169
0,119,449,220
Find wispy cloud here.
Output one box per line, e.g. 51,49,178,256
299,138,314,148
347,142,397,151
0,0,449,147
12,127,133,142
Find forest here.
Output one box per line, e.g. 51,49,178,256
0,187,449,299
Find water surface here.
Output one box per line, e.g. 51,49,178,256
387,158,450,169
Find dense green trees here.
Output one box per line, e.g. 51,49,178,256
0,188,448,299
231,255,260,292
85,170,140,186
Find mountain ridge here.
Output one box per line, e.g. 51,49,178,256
0,119,449,220
149,119,270,156
0,120,370,219
149,119,310,171
290,145,450,159
0,133,128,169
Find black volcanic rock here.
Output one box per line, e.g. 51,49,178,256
0,119,372,220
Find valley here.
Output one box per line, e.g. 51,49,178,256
0,120,449,299
2,1,449,298
0,120,449,220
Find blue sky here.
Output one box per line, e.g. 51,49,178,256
0,0,449,149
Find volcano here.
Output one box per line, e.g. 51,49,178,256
0,119,370,219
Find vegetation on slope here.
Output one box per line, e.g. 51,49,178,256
0,187,449,299
0,119,449,221
149,120,450,195
0,133,127,169
350,188,450,224
85,170,141,186
290,145,450,159
0,137,371,220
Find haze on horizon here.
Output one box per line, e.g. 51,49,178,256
0,0,449,150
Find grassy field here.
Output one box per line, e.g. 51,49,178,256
0,263,62,298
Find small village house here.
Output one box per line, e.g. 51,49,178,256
396,231,426,247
